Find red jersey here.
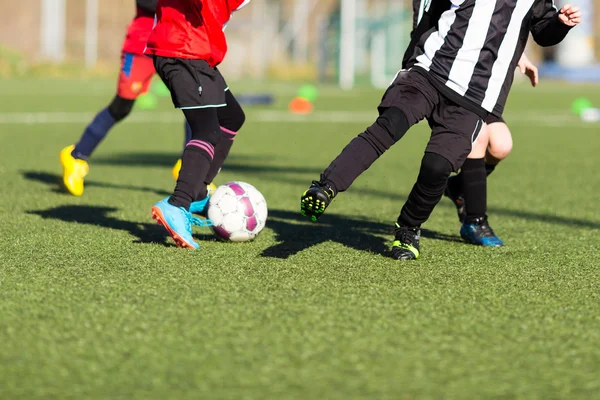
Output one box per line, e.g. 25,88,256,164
145,0,251,67
122,7,156,55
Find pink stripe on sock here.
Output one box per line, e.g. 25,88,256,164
220,126,238,136
187,140,215,159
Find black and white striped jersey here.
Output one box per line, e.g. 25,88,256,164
404,0,573,118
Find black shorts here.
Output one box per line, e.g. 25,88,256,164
153,56,228,109
379,69,484,171
485,113,505,125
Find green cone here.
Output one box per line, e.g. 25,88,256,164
571,97,594,116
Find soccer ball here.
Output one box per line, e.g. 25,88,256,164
207,182,268,242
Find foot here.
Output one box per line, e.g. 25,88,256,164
391,224,421,260
444,175,466,222
460,216,504,247
152,198,212,249
189,183,217,216
60,145,89,196
300,181,336,222
172,158,182,180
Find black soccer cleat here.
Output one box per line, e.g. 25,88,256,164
300,181,336,222
444,175,466,222
391,224,421,260
460,216,504,247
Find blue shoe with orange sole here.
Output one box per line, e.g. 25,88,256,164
151,198,212,249
189,183,216,216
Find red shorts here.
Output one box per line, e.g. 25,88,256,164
117,52,156,100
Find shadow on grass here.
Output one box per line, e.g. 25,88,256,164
262,175,600,232
262,209,462,259
27,205,215,246
21,171,171,197
27,205,173,246
93,152,323,175
23,155,600,235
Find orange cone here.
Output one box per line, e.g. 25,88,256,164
288,97,314,114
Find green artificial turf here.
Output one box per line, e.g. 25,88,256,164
0,77,598,399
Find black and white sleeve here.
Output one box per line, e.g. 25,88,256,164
530,0,573,47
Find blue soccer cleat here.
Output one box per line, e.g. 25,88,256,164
189,183,216,216
189,197,210,216
460,216,504,247
151,198,211,249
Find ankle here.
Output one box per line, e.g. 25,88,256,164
465,215,487,224
314,180,337,198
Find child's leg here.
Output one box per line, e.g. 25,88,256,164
170,107,221,209
485,120,513,174
321,71,437,194
458,119,511,223
61,52,155,197
446,118,511,222
72,53,155,160
392,100,483,260
398,99,484,229
204,89,246,186
300,70,438,222
459,124,490,221
72,96,134,159
151,57,229,249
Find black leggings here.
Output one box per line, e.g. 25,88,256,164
170,91,246,209
219,90,245,132
107,96,135,121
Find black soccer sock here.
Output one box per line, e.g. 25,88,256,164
169,147,213,208
204,127,237,186
204,90,246,187
485,162,497,177
461,158,487,221
321,107,410,192
168,108,221,210
398,152,453,227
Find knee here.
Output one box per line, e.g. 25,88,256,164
487,123,513,161
376,106,410,142
420,152,453,183
227,108,246,133
359,107,410,155
108,96,134,122
221,102,246,133
488,139,513,160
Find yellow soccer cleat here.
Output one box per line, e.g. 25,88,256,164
172,158,182,180
60,145,89,196
207,182,217,195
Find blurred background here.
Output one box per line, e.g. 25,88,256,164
0,0,599,86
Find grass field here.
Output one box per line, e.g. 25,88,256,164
0,77,599,399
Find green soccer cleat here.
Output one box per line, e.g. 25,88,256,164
391,224,421,260
300,180,336,222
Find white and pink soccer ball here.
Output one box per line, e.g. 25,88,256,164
207,181,268,242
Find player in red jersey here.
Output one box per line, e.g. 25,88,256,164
60,0,195,196
146,0,250,249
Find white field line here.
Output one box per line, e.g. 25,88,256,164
0,110,582,127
